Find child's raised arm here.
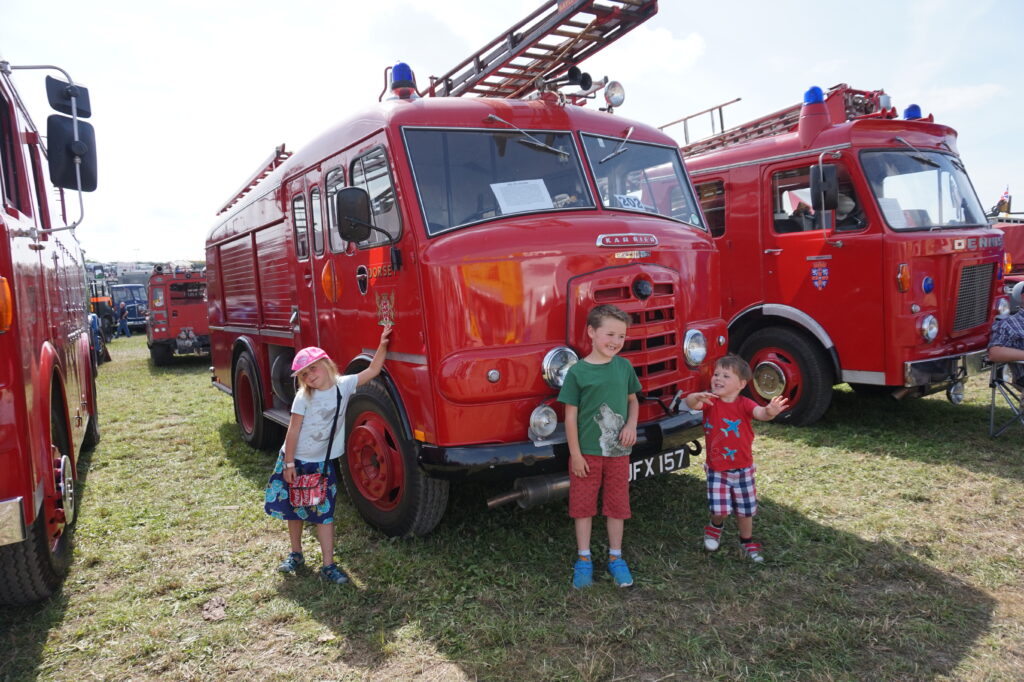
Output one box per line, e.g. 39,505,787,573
752,395,789,421
357,325,392,386
684,391,716,410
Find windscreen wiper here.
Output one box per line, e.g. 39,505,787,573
485,114,568,158
599,126,634,164
894,136,940,168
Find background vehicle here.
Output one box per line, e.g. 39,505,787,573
677,84,1007,425
206,0,726,537
110,283,147,331
88,279,115,340
146,264,210,365
0,59,100,604
991,213,1023,292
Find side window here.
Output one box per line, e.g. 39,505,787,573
695,180,725,238
0,93,24,214
325,167,346,252
771,167,816,234
350,147,401,247
292,194,309,260
310,187,324,255
151,287,165,309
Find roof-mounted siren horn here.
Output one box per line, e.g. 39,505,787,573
798,86,831,148
386,61,418,100
45,75,98,193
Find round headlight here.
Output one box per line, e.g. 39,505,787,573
996,297,1010,317
542,346,579,388
604,80,625,108
920,314,939,343
683,329,707,367
529,403,558,439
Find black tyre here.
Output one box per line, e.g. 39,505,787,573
101,316,114,342
82,369,101,451
150,343,173,367
233,352,283,451
738,327,834,426
0,403,77,605
342,380,448,537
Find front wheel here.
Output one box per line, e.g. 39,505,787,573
738,327,834,426
341,381,448,537
150,343,173,367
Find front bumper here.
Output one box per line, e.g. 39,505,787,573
418,410,705,481
903,349,989,387
0,497,26,547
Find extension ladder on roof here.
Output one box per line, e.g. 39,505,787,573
428,0,658,99
217,144,292,215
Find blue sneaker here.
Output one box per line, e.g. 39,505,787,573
320,563,350,584
607,557,633,587
278,552,305,573
572,557,593,589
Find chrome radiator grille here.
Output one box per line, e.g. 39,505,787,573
953,263,994,332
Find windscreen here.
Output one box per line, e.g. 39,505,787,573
111,284,146,306
404,128,594,235
862,150,987,230
581,133,704,229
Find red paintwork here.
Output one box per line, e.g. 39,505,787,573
993,219,1024,288
0,69,96,552
686,86,1005,400
206,94,725,455
146,268,210,356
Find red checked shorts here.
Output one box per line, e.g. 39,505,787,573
569,454,631,519
705,464,757,517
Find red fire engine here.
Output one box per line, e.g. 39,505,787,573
991,215,1022,292
677,84,1007,425
206,0,727,536
0,60,100,604
146,264,211,365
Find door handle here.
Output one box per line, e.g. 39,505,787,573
764,249,783,255
303,273,313,285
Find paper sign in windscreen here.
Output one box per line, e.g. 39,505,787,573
490,179,554,214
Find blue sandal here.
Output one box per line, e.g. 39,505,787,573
278,552,305,573
320,563,349,584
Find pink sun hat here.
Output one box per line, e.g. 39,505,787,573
291,347,329,376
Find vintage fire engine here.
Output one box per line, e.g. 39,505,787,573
0,60,100,604
206,0,726,536
676,84,1007,425
146,264,210,365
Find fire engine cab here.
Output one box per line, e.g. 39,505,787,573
146,264,210,365
678,84,1007,425
0,60,100,604
206,0,727,536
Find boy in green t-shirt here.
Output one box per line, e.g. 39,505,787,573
558,304,641,588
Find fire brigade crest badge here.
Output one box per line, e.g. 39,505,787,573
376,290,396,326
811,265,830,290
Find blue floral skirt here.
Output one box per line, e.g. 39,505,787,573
264,452,339,524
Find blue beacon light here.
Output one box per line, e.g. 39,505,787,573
803,86,824,105
922,276,935,294
903,104,922,120
390,61,417,99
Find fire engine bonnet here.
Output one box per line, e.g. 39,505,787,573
291,347,329,376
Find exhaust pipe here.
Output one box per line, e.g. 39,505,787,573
487,473,570,510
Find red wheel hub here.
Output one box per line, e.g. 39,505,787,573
748,346,803,406
347,412,404,511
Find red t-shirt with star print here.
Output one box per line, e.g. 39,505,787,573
700,396,758,471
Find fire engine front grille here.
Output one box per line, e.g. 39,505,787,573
953,263,994,331
591,282,680,400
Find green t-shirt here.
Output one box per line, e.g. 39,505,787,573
557,355,642,457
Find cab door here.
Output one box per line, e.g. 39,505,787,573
760,160,884,377
285,174,319,347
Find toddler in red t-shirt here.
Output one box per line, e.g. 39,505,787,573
685,354,788,563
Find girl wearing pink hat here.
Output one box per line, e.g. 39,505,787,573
264,325,392,584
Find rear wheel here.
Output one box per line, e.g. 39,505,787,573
342,380,448,537
233,352,283,451
82,369,101,451
738,327,833,426
150,343,173,367
0,402,77,605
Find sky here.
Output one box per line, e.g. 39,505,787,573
2,0,1021,262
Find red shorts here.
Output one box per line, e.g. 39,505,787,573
568,454,631,519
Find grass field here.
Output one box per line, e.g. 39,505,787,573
1,335,1022,681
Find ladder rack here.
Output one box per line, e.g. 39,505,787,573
679,83,890,157
217,144,292,215
427,0,658,100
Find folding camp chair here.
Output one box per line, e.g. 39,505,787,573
989,361,1024,437
988,281,1024,437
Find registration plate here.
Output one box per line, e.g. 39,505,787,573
628,447,690,482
